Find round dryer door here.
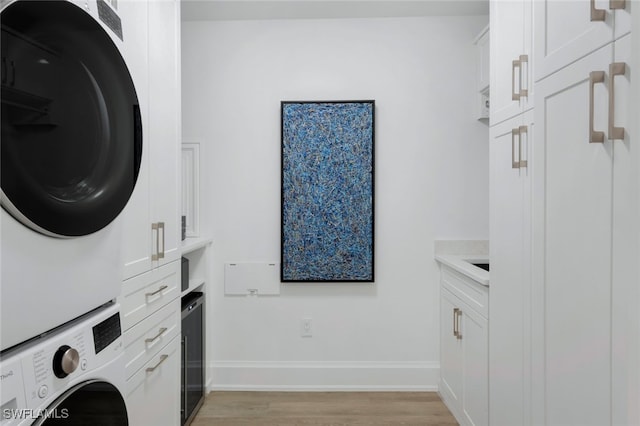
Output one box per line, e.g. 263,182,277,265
33,380,128,425
0,0,142,237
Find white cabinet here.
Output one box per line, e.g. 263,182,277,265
126,335,181,426
490,0,533,125
439,266,489,426
122,0,181,280
489,111,533,426
534,0,630,82
532,33,633,425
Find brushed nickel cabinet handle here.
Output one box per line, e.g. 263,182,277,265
158,222,165,260
512,128,521,169
456,309,463,340
512,58,522,101
518,125,528,168
610,0,625,10
608,62,626,140
145,285,168,297
146,354,169,373
453,308,459,338
518,55,529,98
152,222,160,261
591,0,606,21
589,71,605,143
145,327,168,344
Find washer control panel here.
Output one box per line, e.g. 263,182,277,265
0,304,123,424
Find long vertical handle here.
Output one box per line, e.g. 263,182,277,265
608,62,626,140
518,125,528,168
512,59,522,101
182,335,188,419
589,71,605,143
456,310,463,340
512,128,521,169
518,55,529,98
453,308,459,338
158,222,165,260
152,222,159,261
591,0,606,21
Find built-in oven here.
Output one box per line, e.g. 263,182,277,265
181,292,205,425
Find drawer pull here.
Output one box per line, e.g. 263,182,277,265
145,327,168,344
456,309,463,340
145,285,168,297
146,354,169,373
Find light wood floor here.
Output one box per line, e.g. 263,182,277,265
191,392,459,425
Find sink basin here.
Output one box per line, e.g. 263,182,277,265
470,262,489,272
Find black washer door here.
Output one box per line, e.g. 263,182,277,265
1,0,142,237
35,380,128,425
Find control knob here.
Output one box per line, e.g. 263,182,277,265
52,345,80,378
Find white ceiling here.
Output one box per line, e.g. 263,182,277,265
181,0,490,21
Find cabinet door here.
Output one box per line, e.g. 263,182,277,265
489,112,532,426
490,0,533,126
610,33,636,426
121,0,152,280
532,43,613,426
460,305,488,426
534,0,614,81
440,289,463,410
126,336,180,426
149,0,181,267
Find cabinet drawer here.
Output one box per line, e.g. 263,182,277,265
120,261,180,331
126,335,180,426
123,298,180,379
441,266,489,318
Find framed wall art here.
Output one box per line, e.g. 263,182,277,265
281,100,375,282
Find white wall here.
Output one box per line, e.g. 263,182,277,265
182,15,489,390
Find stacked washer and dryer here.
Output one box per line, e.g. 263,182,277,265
1,0,146,424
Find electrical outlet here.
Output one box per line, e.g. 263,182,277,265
301,318,312,337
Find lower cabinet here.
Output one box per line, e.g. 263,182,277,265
126,335,181,426
120,260,181,426
439,266,489,426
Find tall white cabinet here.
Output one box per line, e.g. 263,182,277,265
122,0,181,280
489,1,637,425
532,5,634,425
489,110,533,426
119,1,183,425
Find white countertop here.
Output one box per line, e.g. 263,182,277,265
435,254,490,287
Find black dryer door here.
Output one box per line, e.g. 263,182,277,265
0,0,142,237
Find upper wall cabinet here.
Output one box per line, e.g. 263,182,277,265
534,0,630,81
122,0,181,280
490,0,533,126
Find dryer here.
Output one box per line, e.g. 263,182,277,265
0,0,147,351
0,303,128,425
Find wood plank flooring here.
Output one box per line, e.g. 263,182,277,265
191,392,459,425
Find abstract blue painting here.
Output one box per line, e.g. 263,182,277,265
281,101,375,282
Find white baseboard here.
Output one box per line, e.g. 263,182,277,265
207,361,439,392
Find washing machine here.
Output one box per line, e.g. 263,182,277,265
0,0,147,351
0,303,128,425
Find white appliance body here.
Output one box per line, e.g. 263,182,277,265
0,0,146,351
0,303,128,425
